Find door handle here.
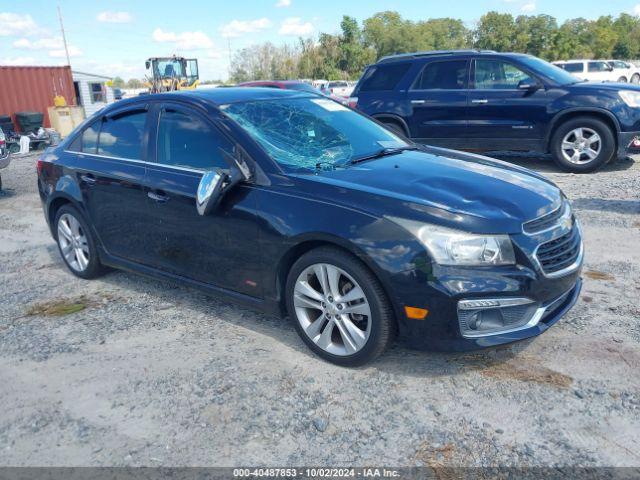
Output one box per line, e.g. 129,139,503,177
80,174,96,185
147,191,170,203
411,99,426,105
471,99,489,104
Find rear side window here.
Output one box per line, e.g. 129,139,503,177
98,111,147,160
81,121,100,154
358,63,411,92
156,108,232,171
562,63,583,73
412,60,468,90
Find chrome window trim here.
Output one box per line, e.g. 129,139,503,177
64,150,206,175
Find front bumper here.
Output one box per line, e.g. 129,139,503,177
617,131,640,159
386,218,583,351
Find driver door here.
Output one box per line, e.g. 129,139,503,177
467,58,548,150
144,103,262,296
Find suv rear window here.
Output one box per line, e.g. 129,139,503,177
412,60,468,90
562,63,583,73
358,63,411,92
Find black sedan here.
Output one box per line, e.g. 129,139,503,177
37,88,583,366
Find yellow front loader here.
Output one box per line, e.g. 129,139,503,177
145,56,200,93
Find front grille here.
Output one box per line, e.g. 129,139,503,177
523,202,566,234
536,226,581,274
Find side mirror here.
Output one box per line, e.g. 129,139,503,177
196,169,227,216
518,80,542,92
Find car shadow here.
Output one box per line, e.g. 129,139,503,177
486,152,637,174
90,266,527,377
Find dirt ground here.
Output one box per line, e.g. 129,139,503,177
0,152,638,467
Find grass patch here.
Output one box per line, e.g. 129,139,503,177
584,270,615,281
26,296,89,317
480,360,573,389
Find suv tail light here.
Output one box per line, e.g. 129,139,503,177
348,97,358,109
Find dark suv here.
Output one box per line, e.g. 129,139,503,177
351,50,640,172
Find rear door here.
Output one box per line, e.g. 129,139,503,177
71,107,154,263
466,57,548,150
144,102,262,296
406,59,470,145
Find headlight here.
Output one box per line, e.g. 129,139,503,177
389,218,516,266
618,90,640,107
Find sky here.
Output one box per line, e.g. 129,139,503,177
1,0,639,81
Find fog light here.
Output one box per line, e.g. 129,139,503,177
458,298,541,338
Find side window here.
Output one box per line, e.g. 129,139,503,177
157,108,232,171
412,60,468,90
98,110,147,160
81,121,100,154
358,63,411,92
90,83,105,103
563,63,584,73
474,60,532,89
588,61,609,72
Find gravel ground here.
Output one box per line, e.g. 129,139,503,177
0,152,638,468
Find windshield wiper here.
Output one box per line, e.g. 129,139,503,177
346,146,419,166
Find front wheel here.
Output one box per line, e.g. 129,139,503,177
618,76,628,83
550,117,615,173
631,73,640,84
285,247,395,366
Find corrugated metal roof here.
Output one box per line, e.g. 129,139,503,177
0,66,77,130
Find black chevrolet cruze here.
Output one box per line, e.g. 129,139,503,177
37,88,583,366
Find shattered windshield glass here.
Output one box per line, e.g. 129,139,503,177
220,97,407,172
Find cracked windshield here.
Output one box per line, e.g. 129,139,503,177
221,96,407,171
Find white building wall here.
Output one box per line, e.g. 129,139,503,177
72,71,115,118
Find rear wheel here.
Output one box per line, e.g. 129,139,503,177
285,247,395,366
550,117,615,173
54,205,106,279
631,73,640,84
618,76,628,83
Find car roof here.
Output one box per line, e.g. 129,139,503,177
100,87,313,114
377,49,499,64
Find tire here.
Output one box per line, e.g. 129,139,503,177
285,246,395,367
617,76,628,83
54,204,106,279
550,116,615,173
632,74,640,84
382,121,407,138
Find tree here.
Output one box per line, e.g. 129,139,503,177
126,78,143,89
112,76,125,88
474,12,516,51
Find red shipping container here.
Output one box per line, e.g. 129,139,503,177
0,66,77,131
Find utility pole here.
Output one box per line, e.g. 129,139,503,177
57,4,71,66
227,37,232,80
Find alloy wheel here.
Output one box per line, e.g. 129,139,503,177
293,263,372,356
57,213,90,272
561,127,602,165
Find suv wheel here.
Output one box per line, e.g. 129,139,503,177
550,117,615,173
631,73,640,84
54,205,106,279
618,76,628,83
285,247,395,366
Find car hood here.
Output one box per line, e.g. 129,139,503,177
567,81,640,92
292,149,562,234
